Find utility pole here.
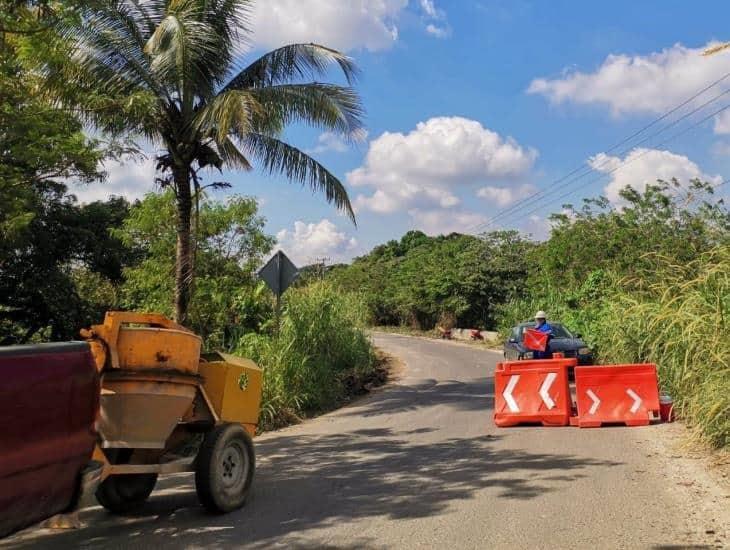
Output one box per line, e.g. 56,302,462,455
313,256,331,280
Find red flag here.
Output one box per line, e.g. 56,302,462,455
523,329,548,352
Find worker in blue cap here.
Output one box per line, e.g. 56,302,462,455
533,310,553,359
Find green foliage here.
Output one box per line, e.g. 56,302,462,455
0,9,139,343
537,179,729,288
500,181,729,448
115,190,275,349
235,282,376,429
595,249,729,448
38,0,365,322
330,230,534,329
0,35,102,240
0,188,133,343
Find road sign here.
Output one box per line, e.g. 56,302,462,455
258,251,299,298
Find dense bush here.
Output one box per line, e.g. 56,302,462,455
498,182,729,448
499,249,729,448
595,249,729,448
235,282,376,430
115,191,275,349
329,230,533,330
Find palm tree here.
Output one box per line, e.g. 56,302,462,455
45,0,363,323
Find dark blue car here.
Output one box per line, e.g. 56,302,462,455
503,321,594,365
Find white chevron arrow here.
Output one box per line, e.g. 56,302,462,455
587,389,601,415
539,372,557,409
503,375,520,412
626,388,642,413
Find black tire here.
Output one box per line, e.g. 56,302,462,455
95,473,158,514
195,423,255,514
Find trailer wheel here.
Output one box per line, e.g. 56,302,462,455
95,474,158,514
195,423,255,514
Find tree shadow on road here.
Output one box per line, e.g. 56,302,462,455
339,376,495,417
3,426,621,550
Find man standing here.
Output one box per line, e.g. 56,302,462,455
533,311,552,359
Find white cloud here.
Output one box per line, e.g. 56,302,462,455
714,110,730,134
528,41,730,132
409,208,487,236
348,116,537,215
711,141,730,157
524,214,550,240
306,130,368,155
588,148,721,204
419,0,438,18
275,218,358,265
425,24,450,38
307,132,349,154
250,0,407,52
420,0,450,38
476,184,536,207
69,156,156,204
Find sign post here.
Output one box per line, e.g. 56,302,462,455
257,251,300,332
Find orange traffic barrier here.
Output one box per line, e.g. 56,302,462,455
574,364,660,428
523,329,548,352
494,358,576,427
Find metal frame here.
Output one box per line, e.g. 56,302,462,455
92,383,223,483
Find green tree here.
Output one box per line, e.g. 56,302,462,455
497,179,730,341
330,230,534,329
116,191,274,348
0,24,134,343
537,179,730,288
0,187,134,343
42,0,364,324
0,37,103,241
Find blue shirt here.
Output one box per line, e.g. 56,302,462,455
533,322,552,358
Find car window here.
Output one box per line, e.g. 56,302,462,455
517,322,573,339
510,327,520,341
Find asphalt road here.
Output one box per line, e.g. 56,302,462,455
2,333,724,549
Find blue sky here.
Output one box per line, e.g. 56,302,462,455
82,0,730,265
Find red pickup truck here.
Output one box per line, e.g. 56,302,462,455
0,342,99,537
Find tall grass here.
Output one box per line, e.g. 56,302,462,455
235,282,376,430
498,247,729,448
595,248,729,448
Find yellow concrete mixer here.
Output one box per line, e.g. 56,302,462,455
80,311,262,514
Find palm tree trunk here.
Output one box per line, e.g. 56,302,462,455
173,165,193,325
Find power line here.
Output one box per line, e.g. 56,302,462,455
467,69,730,234
514,102,730,223
475,85,730,231
473,82,730,232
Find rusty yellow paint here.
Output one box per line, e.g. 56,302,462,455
199,353,263,428
82,311,201,373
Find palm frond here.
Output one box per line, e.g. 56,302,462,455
217,136,253,171
60,4,158,97
145,6,220,103
194,89,260,144
144,0,250,96
202,0,252,62
225,43,359,90
127,0,167,34
250,83,364,138
243,133,356,224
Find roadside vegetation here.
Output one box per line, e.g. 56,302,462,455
329,230,531,330
331,181,729,448
0,1,378,430
1,2,726,445
237,283,378,430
